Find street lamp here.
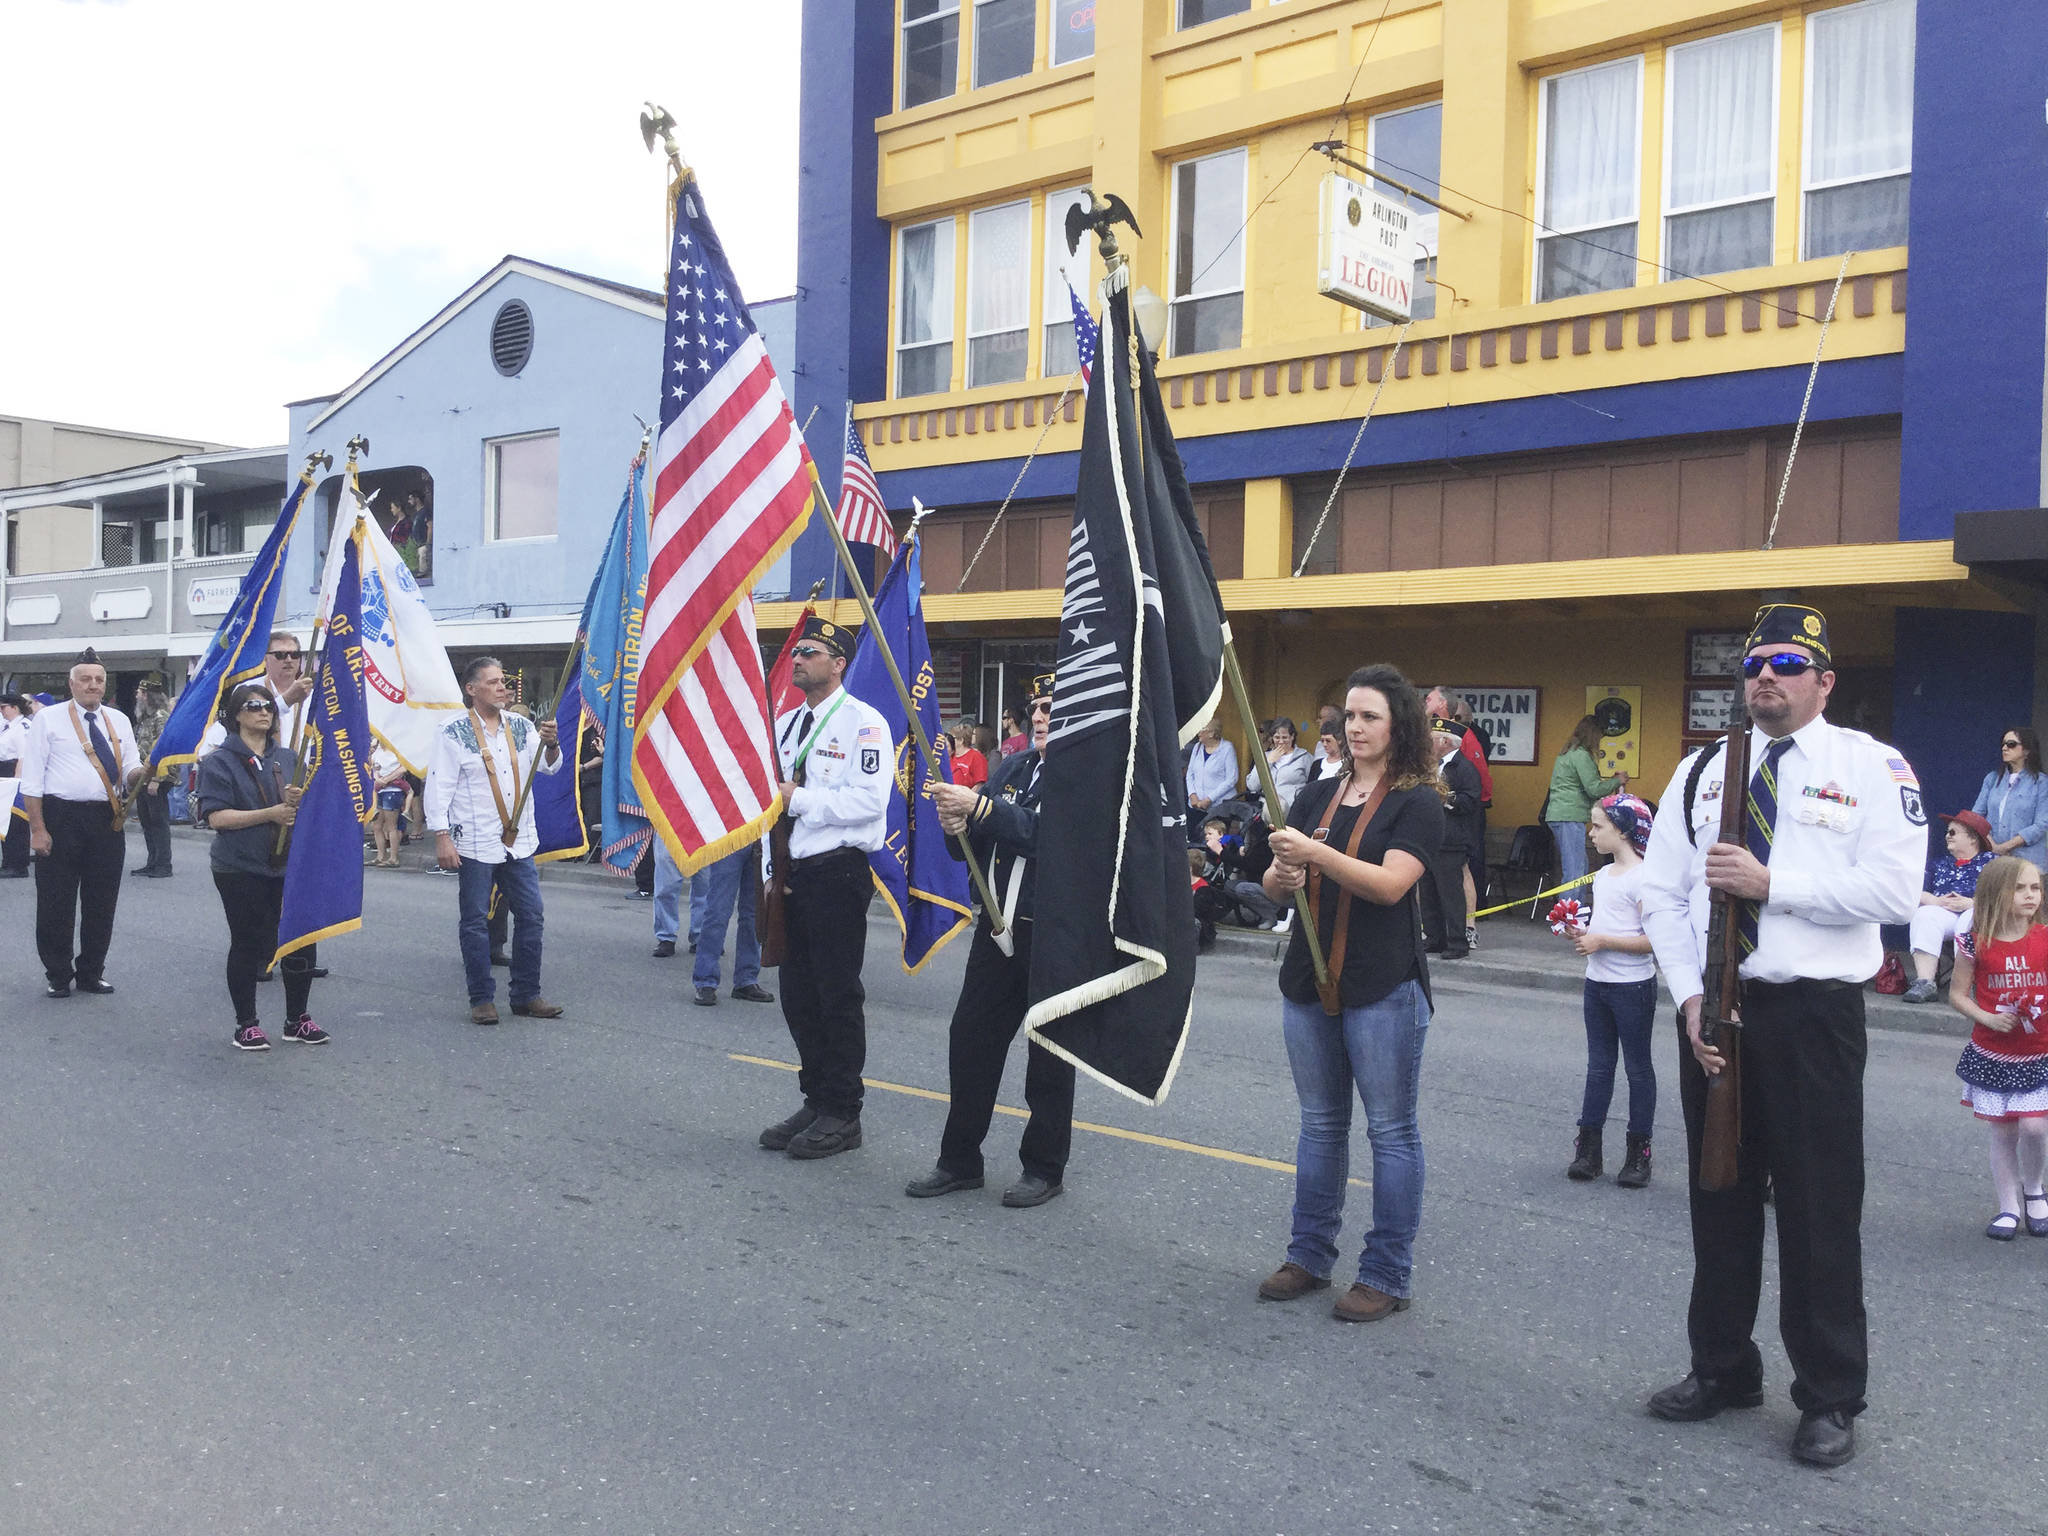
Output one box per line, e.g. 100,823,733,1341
1132,285,1169,357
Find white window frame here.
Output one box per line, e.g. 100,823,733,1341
1042,186,1091,376
894,215,957,398
966,198,1032,387
482,430,561,545
1365,101,1442,324
1800,0,1915,259
1532,54,1645,303
1167,146,1248,358
1660,22,1780,277
1177,0,1250,29
1048,0,1094,66
971,0,1035,89
900,0,962,110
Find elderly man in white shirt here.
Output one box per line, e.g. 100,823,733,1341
21,651,145,996
425,656,564,1026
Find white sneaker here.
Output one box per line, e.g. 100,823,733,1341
1273,911,1291,933
1465,925,1479,949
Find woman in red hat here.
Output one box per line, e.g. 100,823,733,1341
1904,809,1996,1002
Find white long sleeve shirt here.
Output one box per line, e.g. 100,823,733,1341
1636,713,1924,1004
0,713,28,765
20,700,140,804
773,687,890,860
424,710,563,863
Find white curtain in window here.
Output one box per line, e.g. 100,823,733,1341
1667,28,1774,209
1543,59,1639,231
900,222,954,346
968,203,1030,336
1809,0,1915,184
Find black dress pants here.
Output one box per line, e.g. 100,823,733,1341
35,797,125,986
1676,979,1868,1416
779,846,872,1119
136,782,172,872
1418,841,1469,953
938,920,1075,1183
0,758,28,872
213,870,315,1025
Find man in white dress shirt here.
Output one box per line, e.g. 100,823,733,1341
1636,604,1921,1469
198,629,314,757
426,657,564,1026
0,691,31,876
20,651,145,997
757,615,891,1161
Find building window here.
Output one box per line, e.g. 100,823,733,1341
485,432,559,543
902,0,960,109
1536,57,1642,301
1804,0,1915,257
1664,25,1777,278
1051,0,1095,64
1169,148,1246,356
1042,187,1091,375
1366,102,1441,324
967,201,1031,386
1178,0,1248,27
973,0,1033,87
897,217,956,396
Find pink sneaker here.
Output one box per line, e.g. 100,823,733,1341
232,1024,270,1052
282,1016,329,1045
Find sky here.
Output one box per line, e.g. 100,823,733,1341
0,0,803,449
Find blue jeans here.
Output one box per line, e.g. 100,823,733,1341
652,839,688,945
693,845,760,991
1549,820,1590,891
458,855,543,1005
1280,979,1431,1297
1578,977,1658,1136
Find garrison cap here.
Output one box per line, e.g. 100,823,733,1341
1746,603,1830,666
1028,671,1055,704
797,614,855,660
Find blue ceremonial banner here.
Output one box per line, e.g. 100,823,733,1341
580,456,651,875
275,530,373,962
843,536,971,972
533,666,588,862
150,471,310,773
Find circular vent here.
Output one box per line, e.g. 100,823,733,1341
490,299,534,376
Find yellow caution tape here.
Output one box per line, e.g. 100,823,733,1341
1470,871,1594,920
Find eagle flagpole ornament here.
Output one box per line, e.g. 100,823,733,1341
1065,191,1141,263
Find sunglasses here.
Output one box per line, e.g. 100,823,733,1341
239,700,276,713
1740,652,1817,679
268,650,302,662
789,645,829,660
2004,739,2023,749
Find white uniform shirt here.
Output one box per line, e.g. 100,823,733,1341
423,711,564,863
774,686,890,860
20,700,140,804
1637,713,1923,1004
0,713,28,765
199,684,307,758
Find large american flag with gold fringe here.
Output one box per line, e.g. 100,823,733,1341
631,173,814,875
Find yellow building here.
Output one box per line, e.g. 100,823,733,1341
785,0,2047,842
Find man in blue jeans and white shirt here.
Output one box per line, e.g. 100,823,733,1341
427,657,567,1026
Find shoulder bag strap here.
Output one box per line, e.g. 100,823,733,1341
1309,776,1392,1015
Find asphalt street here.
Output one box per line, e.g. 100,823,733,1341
2,831,2045,1534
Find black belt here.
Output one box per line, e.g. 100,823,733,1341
1740,977,1861,999
790,845,869,871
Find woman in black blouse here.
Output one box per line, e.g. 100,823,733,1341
1255,664,1445,1323
194,681,325,1052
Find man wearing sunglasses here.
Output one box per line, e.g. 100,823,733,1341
197,630,316,758
758,615,891,1162
1636,603,1921,1468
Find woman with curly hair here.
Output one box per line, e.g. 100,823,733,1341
1254,664,1445,1323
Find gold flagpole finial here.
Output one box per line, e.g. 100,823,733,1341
344,434,370,470
640,103,686,182
302,449,332,482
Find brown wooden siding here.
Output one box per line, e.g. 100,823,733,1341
914,490,1245,593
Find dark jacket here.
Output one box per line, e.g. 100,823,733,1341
1438,750,1482,853
952,746,1041,921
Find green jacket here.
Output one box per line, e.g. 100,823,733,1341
1546,744,1620,824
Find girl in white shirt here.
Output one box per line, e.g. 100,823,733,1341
1567,793,1660,1188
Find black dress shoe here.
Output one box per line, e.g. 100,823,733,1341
693,987,718,1007
652,940,676,958
730,983,775,1003
759,1106,817,1151
489,951,511,968
74,978,116,995
1001,1173,1064,1208
1791,1409,1856,1467
786,1114,862,1160
905,1166,984,1198
45,982,70,999
0,867,30,878
1647,1372,1765,1422
308,966,329,979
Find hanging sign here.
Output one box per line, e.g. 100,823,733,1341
1316,171,1413,323
1448,687,1540,764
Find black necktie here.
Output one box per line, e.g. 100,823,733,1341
793,710,815,787
83,711,120,783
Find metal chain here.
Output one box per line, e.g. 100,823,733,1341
1292,320,1414,578
1762,253,1853,552
954,372,1085,593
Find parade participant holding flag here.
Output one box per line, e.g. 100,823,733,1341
195,681,322,1052
760,616,891,1161
426,657,566,1026
197,630,313,759
909,675,1073,1208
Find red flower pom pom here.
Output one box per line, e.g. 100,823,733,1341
1547,898,1589,937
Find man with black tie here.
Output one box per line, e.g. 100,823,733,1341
21,650,144,997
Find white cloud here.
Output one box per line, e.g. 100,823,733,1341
0,0,801,446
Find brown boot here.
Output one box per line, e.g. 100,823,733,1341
511,998,563,1018
1332,1282,1411,1323
1257,1262,1331,1302
470,1002,500,1026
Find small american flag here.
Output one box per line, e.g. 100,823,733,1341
1067,278,1100,382
835,415,896,556
632,174,814,876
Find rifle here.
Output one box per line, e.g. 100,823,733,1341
1697,688,1752,1193
758,813,790,970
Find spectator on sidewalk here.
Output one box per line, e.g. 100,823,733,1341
1246,716,1313,817
1971,726,2048,872
1903,809,1994,1002
1547,716,1626,892
948,718,989,789
1186,718,1241,843
1420,720,1480,959
1306,720,1346,785
1566,793,1659,1187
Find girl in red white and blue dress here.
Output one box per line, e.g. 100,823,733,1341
1947,854,2048,1240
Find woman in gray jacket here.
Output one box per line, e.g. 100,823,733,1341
1972,726,2048,871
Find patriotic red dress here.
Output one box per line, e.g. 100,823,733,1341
1954,917,2048,1121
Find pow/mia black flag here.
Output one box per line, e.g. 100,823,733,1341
1023,267,1227,1105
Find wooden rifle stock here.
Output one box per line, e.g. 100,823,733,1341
757,814,791,969
1698,691,1752,1193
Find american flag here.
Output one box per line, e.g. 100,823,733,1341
1067,277,1100,382
632,175,814,875
834,415,896,556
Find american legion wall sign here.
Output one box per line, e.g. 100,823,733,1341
1448,687,1540,764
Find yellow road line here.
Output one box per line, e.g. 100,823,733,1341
728,1052,1367,1187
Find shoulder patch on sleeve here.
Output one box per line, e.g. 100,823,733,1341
1900,785,1926,826
1886,755,1919,787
